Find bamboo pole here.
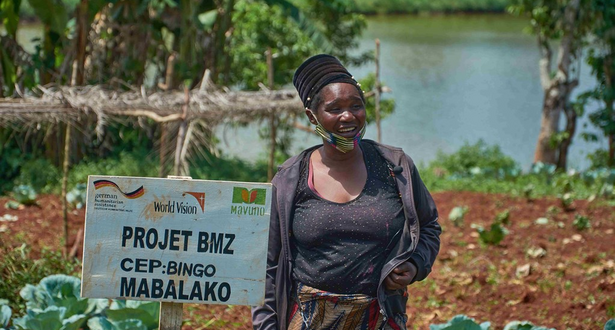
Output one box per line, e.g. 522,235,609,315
374,39,382,143
159,124,166,177
61,121,71,256
267,48,277,181
174,87,190,176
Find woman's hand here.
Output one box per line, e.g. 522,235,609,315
384,261,417,291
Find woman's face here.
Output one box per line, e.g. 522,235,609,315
307,83,366,138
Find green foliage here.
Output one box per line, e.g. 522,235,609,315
227,0,318,90
193,154,268,183
587,149,611,170
420,141,615,201
429,140,520,180
353,0,510,14
1,302,11,329
495,209,510,225
0,0,21,37
475,222,508,246
560,192,573,210
68,151,159,189
448,206,469,227
0,244,81,315
11,185,37,206
430,315,558,330
358,73,396,124
575,0,615,168
13,159,61,194
2,275,159,330
572,214,591,231
429,314,490,330
66,184,87,209
503,320,555,330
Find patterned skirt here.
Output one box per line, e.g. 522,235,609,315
287,282,407,330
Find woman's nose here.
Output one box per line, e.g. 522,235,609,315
340,109,354,121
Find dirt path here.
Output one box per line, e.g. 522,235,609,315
1,192,613,329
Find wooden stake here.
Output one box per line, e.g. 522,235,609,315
374,39,382,144
157,176,190,330
61,122,71,256
266,48,277,181
174,87,189,176
160,123,166,177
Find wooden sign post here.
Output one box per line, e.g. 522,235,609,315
81,175,272,330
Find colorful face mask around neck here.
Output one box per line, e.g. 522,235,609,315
310,112,367,153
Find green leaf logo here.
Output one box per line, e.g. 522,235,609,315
232,187,266,205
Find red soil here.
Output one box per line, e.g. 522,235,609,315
1,192,614,329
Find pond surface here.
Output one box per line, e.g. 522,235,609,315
347,14,602,170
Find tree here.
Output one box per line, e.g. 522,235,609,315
576,0,615,167
509,0,592,169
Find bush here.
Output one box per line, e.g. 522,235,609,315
421,142,615,201
429,140,520,180
13,159,60,195
0,244,81,315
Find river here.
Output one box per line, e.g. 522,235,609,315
14,15,604,170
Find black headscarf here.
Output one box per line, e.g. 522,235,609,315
292,54,364,109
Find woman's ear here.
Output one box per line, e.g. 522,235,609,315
305,108,317,125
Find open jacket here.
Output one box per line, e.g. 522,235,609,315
252,140,441,330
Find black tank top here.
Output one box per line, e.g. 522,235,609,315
290,142,405,296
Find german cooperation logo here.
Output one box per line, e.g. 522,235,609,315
93,180,144,212
230,187,266,216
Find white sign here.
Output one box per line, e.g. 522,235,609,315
81,175,271,306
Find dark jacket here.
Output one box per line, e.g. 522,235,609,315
251,140,441,330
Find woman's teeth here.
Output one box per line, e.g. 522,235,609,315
339,127,355,133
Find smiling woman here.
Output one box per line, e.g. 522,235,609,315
251,54,442,330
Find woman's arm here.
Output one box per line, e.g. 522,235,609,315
251,185,281,330
407,160,441,283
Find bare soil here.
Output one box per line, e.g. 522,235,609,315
1,192,614,330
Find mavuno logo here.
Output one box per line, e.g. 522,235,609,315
230,187,266,216
93,180,144,199
232,187,266,205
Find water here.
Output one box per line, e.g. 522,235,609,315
13,16,605,169
347,14,603,170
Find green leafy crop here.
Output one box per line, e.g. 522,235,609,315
572,215,591,231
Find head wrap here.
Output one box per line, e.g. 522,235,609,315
292,54,364,109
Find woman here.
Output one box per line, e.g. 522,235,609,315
252,54,440,330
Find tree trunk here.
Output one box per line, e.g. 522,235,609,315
557,104,577,169
534,87,563,164
75,0,88,85
605,56,615,167
533,0,581,166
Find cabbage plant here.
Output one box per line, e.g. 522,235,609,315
2,275,159,330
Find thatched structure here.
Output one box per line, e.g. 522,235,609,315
0,85,304,127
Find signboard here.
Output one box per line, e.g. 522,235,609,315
81,176,272,306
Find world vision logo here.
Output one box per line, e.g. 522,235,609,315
230,187,266,216
93,180,144,199
152,192,205,215
183,192,205,212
